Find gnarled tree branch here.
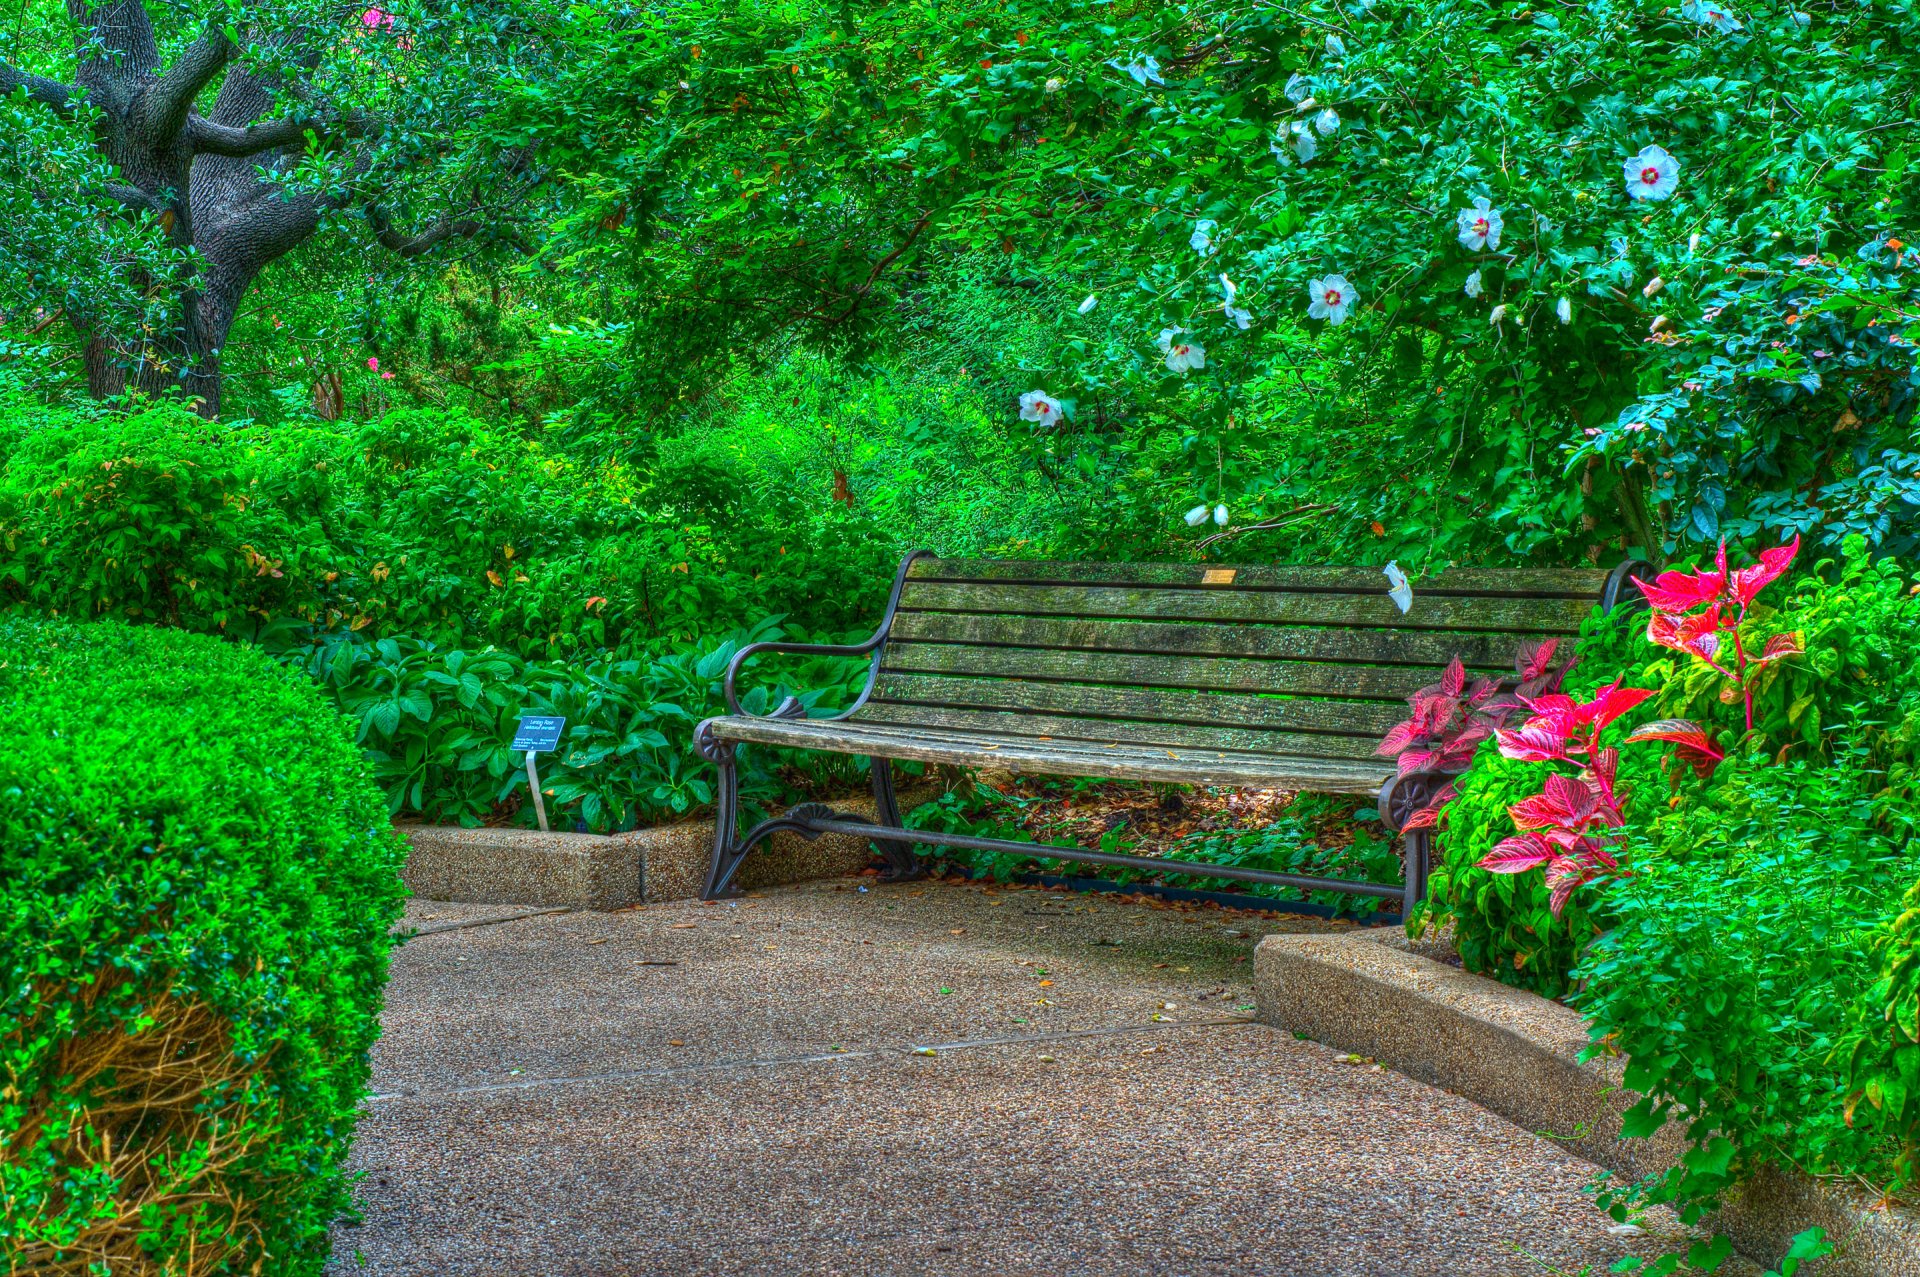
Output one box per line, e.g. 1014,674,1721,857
140,31,235,142
0,60,76,113
187,112,331,158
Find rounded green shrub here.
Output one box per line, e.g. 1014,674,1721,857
0,619,407,1276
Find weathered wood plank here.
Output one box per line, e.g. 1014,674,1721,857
852,702,1387,761
886,612,1566,668
880,640,1500,700
706,715,1394,793
897,580,1597,632
869,671,1406,738
908,558,1613,598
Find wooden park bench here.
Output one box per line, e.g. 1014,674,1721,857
694,552,1649,915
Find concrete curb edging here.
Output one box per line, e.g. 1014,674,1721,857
1252,929,1920,1277
398,786,937,909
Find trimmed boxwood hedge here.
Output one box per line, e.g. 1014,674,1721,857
1,619,407,1276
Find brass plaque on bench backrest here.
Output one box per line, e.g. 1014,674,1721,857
1201,568,1238,585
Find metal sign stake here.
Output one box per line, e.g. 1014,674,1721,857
525,751,550,833
510,714,567,834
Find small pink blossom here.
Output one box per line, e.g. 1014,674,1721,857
362,7,394,28
367,356,380,372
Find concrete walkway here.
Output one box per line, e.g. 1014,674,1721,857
333,878,1658,1276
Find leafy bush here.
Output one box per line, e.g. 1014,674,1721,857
0,619,406,1275
1576,748,1917,1245
1423,540,1920,995
289,616,873,831
0,397,899,657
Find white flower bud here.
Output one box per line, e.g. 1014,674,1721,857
1184,504,1210,527
1489,304,1507,325
1044,77,1064,94
1078,295,1097,314
1213,504,1229,526
1555,297,1572,324
1642,275,1665,298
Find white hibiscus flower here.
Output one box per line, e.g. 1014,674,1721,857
1624,145,1681,201
1284,73,1312,104
1109,55,1165,86
1463,269,1484,299
1292,125,1318,163
1455,196,1504,251
1681,0,1742,31
1213,504,1229,526
1018,390,1063,424
1314,108,1340,136
1383,561,1413,613
1078,294,1098,315
1325,33,1347,56
1220,275,1254,329
1157,327,1207,373
1555,297,1572,324
1190,219,1218,257
1307,274,1357,325
1183,503,1211,527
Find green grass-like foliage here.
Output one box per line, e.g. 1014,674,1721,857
0,619,407,1276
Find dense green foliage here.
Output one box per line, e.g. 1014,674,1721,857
0,395,893,652
0,619,405,1274
1425,545,1920,996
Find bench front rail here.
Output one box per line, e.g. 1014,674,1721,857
693,552,1648,916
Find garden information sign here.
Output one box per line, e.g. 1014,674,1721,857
512,715,567,833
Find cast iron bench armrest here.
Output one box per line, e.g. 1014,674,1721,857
720,549,934,718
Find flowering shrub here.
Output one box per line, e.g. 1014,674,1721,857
511,0,1919,564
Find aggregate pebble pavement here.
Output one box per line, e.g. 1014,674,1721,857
332,877,1693,1277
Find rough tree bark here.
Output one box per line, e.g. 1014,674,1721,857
1,2,487,417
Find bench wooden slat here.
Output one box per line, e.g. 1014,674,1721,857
869,671,1406,739
705,714,1394,793
887,612,1570,669
853,702,1388,761
881,640,1499,701
909,558,1612,598
897,581,1596,632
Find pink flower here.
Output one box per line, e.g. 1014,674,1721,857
381,371,394,381
367,356,380,372
362,7,394,28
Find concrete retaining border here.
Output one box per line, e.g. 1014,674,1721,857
398,786,936,909
1252,929,1920,1277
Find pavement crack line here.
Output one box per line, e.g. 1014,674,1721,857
398,907,576,938
364,1015,1258,1104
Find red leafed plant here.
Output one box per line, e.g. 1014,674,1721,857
1376,639,1579,829
1478,680,1653,916
1621,536,1802,781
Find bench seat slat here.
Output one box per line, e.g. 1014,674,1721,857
881,641,1502,701
908,558,1613,598
898,581,1596,632
853,703,1388,762
704,715,1394,793
886,613,1575,668
869,671,1406,740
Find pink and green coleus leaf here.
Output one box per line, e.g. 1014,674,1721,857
1752,630,1804,666
1730,534,1799,608
1478,832,1556,873
1624,717,1725,780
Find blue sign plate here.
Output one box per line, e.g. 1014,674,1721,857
511,715,567,753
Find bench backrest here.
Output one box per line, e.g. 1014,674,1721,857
851,557,1639,767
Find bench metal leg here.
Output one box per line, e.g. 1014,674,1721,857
1401,827,1431,919
869,758,926,882
700,734,746,900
